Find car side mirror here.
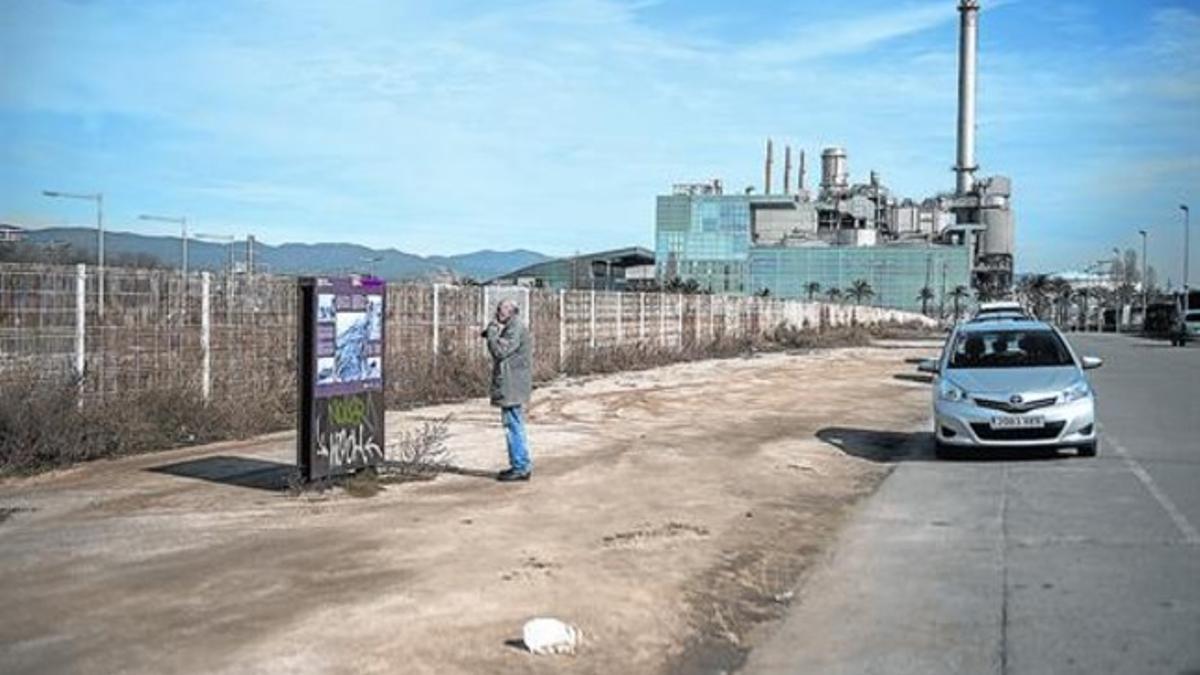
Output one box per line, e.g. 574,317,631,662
917,359,940,374
1081,356,1103,370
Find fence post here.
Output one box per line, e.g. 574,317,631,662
616,292,623,345
659,293,665,347
709,294,715,342
432,284,440,367
639,293,645,343
558,289,566,371
693,296,700,345
676,294,683,349
74,263,86,387
590,289,596,350
201,271,211,402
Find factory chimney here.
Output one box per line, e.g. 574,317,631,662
955,0,980,195
799,150,807,193
764,139,774,194
783,146,792,195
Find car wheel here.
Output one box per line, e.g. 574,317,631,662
1078,439,1098,457
934,440,960,460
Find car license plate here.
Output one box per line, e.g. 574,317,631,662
991,415,1045,429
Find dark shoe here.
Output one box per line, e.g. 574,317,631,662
497,470,531,482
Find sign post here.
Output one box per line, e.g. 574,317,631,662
297,276,387,481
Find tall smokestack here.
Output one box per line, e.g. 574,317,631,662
799,150,807,193
764,139,774,194
783,146,792,195
955,0,979,195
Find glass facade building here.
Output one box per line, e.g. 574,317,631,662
656,193,972,313
656,194,757,293
747,245,971,313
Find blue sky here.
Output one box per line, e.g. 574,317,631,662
1,0,1197,277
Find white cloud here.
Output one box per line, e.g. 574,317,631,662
1,0,1196,272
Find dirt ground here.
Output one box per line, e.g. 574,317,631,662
0,342,938,675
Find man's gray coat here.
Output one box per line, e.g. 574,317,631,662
487,318,533,408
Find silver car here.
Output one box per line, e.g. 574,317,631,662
919,319,1103,459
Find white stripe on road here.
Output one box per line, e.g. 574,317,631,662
1105,430,1200,546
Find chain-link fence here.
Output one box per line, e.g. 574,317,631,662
1,263,934,406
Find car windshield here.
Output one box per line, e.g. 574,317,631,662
947,329,1073,369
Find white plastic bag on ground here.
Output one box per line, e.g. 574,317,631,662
522,617,580,655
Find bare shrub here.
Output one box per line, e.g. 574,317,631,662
381,415,453,481
0,367,293,476
864,319,943,340
0,370,93,474
561,335,760,378
387,345,489,409
768,323,874,350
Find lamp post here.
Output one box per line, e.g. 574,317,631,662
196,233,237,317
139,213,188,280
360,255,383,277
1182,204,1191,320
195,232,236,274
1112,247,1123,331
1091,259,1114,331
141,214,189,318
1138,229,1148,328
940,260,948,320
43,189,104,316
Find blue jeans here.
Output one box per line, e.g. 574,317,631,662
502,405,532,474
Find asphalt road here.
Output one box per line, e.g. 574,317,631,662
743,333,1200,675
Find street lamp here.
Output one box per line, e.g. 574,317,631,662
43,189,104,316
141,214,189,318
1091,258,1116,331
1112,247,1124,331
1138,229,1148,327
360,255,383,277
1182,204,1190,319
139,213,188,280
195,232,236,275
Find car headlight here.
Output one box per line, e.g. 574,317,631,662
938,379,967,402
1062,380,1092,402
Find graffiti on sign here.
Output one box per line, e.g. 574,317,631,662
316,394,383,470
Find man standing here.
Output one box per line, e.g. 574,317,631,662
485,299,533,481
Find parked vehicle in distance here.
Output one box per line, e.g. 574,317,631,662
918,318,1102,459
1144,301,1180,338
1185,310,1200,339
969,310,1026,323
973,300,1030,321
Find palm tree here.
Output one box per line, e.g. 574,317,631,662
1075,287,1091,331
1030,274,1051,319
949,285,971,320
846,279,874,306
1046,277,1072,325
804,281,821,302
917,286,935,317
824,287,843,304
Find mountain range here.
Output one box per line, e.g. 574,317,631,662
22,227,551,281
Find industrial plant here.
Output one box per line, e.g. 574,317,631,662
655,0,1014,312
